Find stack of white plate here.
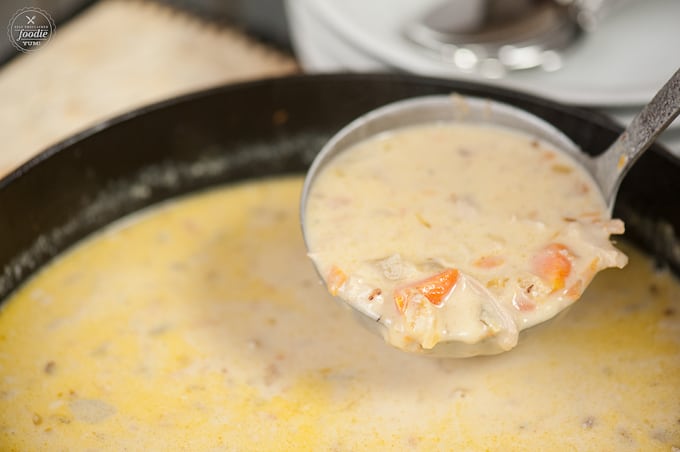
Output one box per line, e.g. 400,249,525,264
286,0,680,154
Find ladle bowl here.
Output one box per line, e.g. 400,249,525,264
300,68,679,357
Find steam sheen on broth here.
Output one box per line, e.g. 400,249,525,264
0,177,678,450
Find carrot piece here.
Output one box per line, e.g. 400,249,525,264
566,280,583,300
513,293,536,312
394,268,459,313
327,265,347,296
532,243,573,292
566,257,600,300
473,255,505,269
584,257,600,280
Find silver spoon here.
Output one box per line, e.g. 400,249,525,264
301,68,680,357
591,68,680,211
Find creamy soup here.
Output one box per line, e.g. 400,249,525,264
304,123,628,355
0,177,678,451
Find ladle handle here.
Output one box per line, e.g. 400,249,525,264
595,68,680,209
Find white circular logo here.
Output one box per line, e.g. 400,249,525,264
7,8,56,53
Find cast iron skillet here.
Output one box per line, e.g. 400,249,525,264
1,73,679,302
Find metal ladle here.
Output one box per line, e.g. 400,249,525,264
301,68,680,357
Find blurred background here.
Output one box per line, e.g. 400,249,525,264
1,0,678,176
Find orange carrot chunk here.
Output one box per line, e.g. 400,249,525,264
327,265,347,296
513,293,536,312
394,268,459,313
532,243,573,292
473,255,505,269
566,280,583,300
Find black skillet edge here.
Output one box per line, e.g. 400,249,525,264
1,73,679,302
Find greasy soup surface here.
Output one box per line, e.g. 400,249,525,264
0,177,678,451
304,123,627,355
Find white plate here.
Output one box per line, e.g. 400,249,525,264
299,0,680,107
287,0,385,73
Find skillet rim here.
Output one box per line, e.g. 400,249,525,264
3,72,679,190
1,72,679,302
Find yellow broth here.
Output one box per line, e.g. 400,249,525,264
0,177,678,450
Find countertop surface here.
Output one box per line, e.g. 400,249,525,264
1,1,677,179
0,0,298,178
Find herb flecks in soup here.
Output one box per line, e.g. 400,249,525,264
0,178,677,450
304,124,627,354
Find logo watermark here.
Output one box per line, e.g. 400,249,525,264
7,7,56,53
